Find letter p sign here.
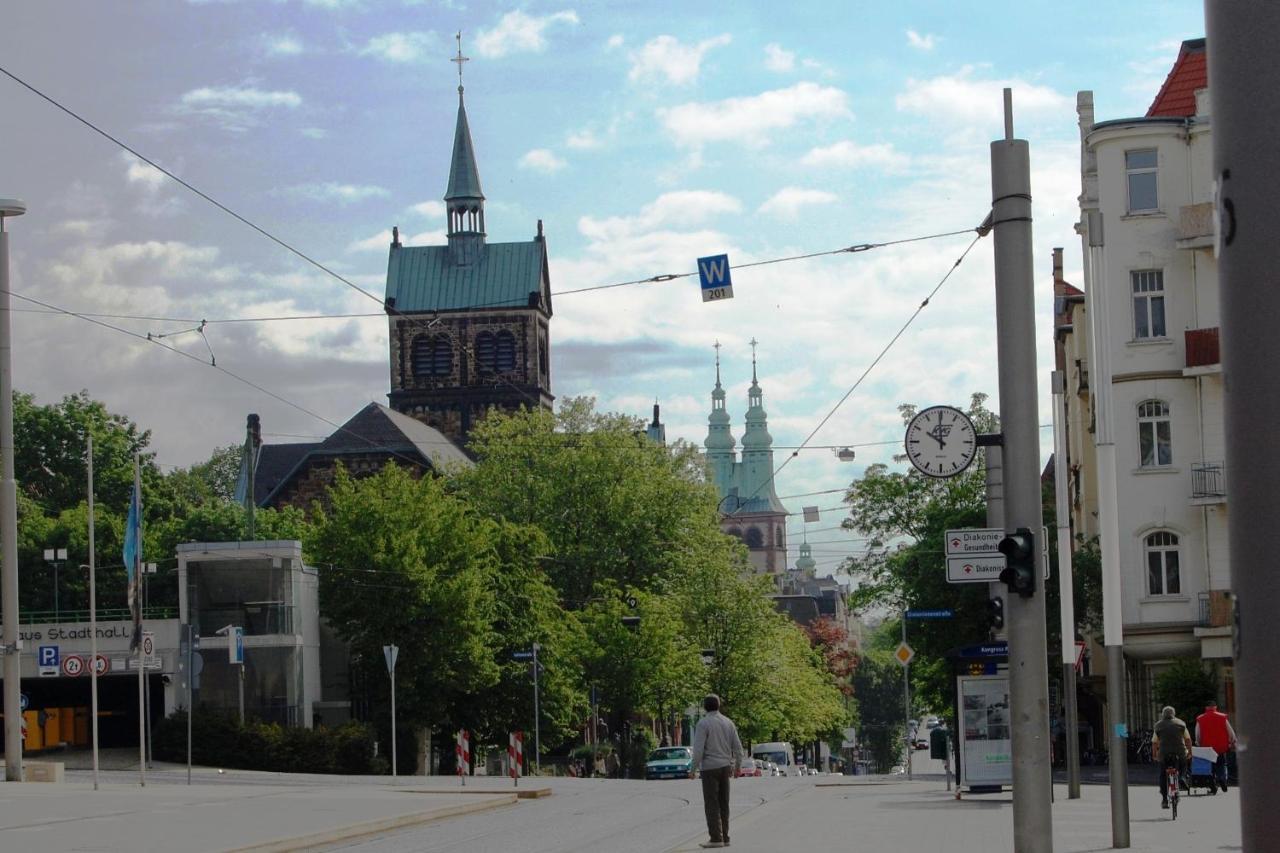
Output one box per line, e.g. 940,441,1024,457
38,645,59,668
697,254,734,303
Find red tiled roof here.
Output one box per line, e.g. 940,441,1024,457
1147,38,1207,117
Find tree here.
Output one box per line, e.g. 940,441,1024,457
1154,657,1218,721
804,617,857,697
850,623,909,773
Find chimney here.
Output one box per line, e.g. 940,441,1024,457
1053,247,1064,286
391,225,401,248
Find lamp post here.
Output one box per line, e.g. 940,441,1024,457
44,548,68,621
1,197,28,781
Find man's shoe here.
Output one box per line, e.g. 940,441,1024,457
1221,780,1229,792
700,842,725,849
1161,801,1170,809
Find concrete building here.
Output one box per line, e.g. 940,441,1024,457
1069,37,1232,728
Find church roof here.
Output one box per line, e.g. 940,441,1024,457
445,96,484,201
386,240,548,313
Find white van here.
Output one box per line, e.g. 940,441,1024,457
751,742,797,775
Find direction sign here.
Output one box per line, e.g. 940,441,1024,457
512,650,535,661
697,254,734,302
906,609,954,619
894,641,915,666
945,528,1003,556
956,641,1009,658
946,554,1006,584
61,654,85,677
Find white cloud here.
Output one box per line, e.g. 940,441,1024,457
763,43,795,73
906,30,937,51
176,84,301,131
407,200,445,218
283,182,390,203
896,66,1070,127
577,190,742,242
757,187,839,219
659,82,850,147
360,31,436,63
519,149,567,174
628,34,731,86
263,34,304,57
474,10,579,58
121,153,166,192
566,129,601,150
801,140,910,171
299,127,328,140
606,34,624,50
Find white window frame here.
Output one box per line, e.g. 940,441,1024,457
1125,148,1159,213
1131,269,1167,340
1137,399,1173,468
1144,530,1181,596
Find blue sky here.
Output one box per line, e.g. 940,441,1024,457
1,1,1205,575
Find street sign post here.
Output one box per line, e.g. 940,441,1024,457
61,654,84,677
946,555,1007,583
697,254,734,302
945,527,1007,584
906,609,955,619
384,644,399,779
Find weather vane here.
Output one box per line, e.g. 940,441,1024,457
452,32,469,93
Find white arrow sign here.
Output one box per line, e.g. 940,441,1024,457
383,644,399,674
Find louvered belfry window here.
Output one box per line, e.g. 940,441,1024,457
495,331,516,373
412,334,453,377
475,331,496,373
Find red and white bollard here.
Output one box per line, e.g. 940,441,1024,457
509,731,523,786
456,729,470,786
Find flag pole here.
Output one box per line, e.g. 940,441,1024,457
133,455,145,787
87,435,100,790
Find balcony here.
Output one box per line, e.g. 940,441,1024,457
1074,358,1089,393
1191,461,1226,505
1176,202,1215,250
1184,327,1221,373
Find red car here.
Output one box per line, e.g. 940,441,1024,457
737,758,764,777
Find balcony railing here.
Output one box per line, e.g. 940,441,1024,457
1197,593,1211,627
1185,327,1220,368
1191,461,1226,501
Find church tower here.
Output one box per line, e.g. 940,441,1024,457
704,341,737,496
384,35,554,447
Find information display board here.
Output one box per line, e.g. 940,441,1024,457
957,673,1013,787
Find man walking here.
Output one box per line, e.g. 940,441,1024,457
691,694,743,848
1195,699,1237,793
1151,705,1192,809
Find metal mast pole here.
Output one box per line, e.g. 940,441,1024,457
0,198,26,782
134,458,146,787
88,435,100,790
989,91,1053,852
902,607,911,781
1052,371,1081,799
1207,5,1280,849
532,642,541,775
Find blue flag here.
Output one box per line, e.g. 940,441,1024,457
123,480,141,597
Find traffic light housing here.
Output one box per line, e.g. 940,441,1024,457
998,527,1036,597
987,596,1004,630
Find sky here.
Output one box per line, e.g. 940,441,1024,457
0,1,1206,577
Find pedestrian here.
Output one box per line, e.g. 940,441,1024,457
1151,705,1192,809
691,694,743,849
1194,699,1237,793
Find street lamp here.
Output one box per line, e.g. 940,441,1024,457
44,548,68,620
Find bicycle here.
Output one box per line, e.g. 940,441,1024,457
1166,763,1180,819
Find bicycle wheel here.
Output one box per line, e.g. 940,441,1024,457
1171,791,1178,820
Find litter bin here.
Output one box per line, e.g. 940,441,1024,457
930,726,949,760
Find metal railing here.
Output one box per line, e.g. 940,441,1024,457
18,606,177,625
197,603,296,636
1191,461,1226,499
1197,592,1211,627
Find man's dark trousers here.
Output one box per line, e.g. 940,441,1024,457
700,766,733,843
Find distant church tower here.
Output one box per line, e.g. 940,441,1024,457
705,340,789,576
384,35,554,446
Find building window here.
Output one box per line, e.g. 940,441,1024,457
1145,531,1181,595
539,336,549,379
411,334,452,377
745,527,764,549
474,331,496,374
1126,149,1158,213
495,331,516,373
1131,270,1166,339
1137,399,1172,467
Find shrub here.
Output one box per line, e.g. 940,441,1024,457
1154,657,1218,722
153,710,387,775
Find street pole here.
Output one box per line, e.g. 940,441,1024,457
902,607,911,781
1051,370,1081,799
987,444,1006,640
1206,6,1280,848
1082,208,1129,846
0,198,26,782
87,434,100,791
989,90,1053,852
133,458,146,788
532,642,541,775
186,622,193,785
390,667,397,779
238,662,245,725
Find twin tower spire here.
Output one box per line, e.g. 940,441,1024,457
705,340,784,514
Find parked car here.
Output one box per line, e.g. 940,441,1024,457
645,747,696,780
736,757,763,778
808,767,819,776
925,716,941,729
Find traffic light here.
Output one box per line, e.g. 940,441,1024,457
987,597,1004,630
998,527,1036,597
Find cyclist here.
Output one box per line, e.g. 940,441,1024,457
1152,705,1192,810
1194,699,1237,793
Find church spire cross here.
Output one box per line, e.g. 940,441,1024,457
749,337,759,383
714,339,722,385
452,32,470,96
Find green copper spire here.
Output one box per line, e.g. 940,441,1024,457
741,337,772,450
796,537,816,573
445,33,485,263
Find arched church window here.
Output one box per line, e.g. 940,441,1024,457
474,331,496,373
775,528,784,548
726,526,743,541
495,331,516,373
745,527,764,549
411,334,453,377
539,336,549,379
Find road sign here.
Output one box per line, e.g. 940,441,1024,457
956,641,1009,659
945,528,1003,556
229,626,244,665
141,631,156,663
697,254,734,302
383,644,399,674
20,693,28,711
894,641,915,666
38,644,60,676
92,654,110,675
906,609,955,619
512,650,535,661
61,654,84,677
947,554,1006,583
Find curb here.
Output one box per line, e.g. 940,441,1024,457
397,786,553,800
225,793,518,853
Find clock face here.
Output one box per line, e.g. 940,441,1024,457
904,405,978,478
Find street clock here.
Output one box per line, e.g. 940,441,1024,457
904,405,978,478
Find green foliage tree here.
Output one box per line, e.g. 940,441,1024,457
1154,657,1218,721
851,637,908,773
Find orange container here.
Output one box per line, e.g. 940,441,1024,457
74,707,90,746
41,707,61,748
23,709,41,751
59,706,76,744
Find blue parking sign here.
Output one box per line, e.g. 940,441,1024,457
697,254,734,302
38,645,59,669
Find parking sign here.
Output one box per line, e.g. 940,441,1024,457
38,645,59,677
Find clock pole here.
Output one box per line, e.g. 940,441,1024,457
989,91,1053,852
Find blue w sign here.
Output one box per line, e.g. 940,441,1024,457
697,254,734,303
